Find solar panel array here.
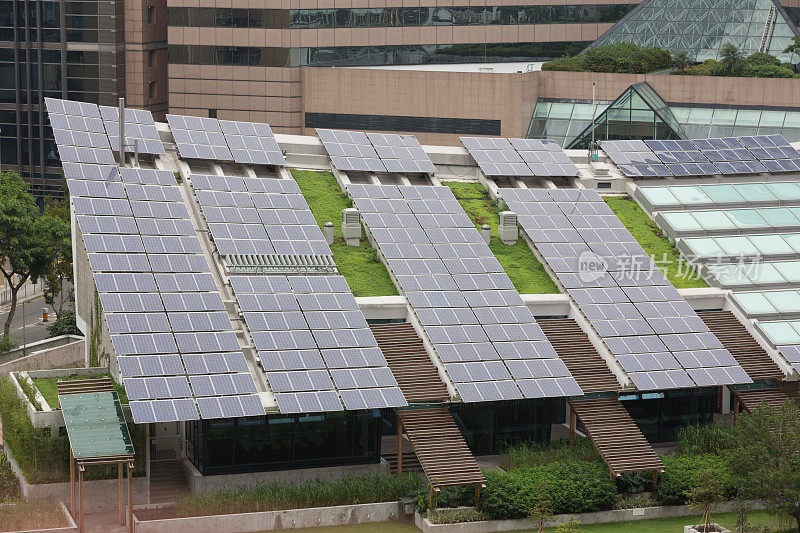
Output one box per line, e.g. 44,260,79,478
166,115,234,161
348,183,583,403
316,129,386,173
188,174,407,413
498,187,752,391
189,174,331,257
604,135,800,177
366,133,437,174
230,275,406,413
219,120,286,166
63,162,263,423
99,105,165,155
460,137,580,177
44,98,116,165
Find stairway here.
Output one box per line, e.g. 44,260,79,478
370,323,449,403
538,318,620,393
697,310,784,380
149,462,189,504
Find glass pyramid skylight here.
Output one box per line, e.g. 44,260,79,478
592,0,800,62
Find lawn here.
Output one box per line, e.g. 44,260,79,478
0,499,70,532
443,181,559,294
604,195,708,289
291,170,398,297
32,372,128,409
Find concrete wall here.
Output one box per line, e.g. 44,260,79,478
4,448,148,514
0,337,84,375
133,501,403,533
183,458,390,494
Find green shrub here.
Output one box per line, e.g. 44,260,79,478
0,454,20,502
747,52,781,65
479,461,616,519
657,454,736,505
542,43,672,74
501,438,602,470
416,485,474,512
177,473,424,517
744,63,796,78
46,308,81,337
614,493,659,510
428,508,488,524
615,471,652,495
676,423,734,456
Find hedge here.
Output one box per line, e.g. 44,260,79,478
656,453,736,505
542,43,672,74
479,461,616,519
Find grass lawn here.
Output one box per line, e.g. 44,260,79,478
542,510,793,532
291,170,398,297
443,181,559,294
262,524,418,533
32,372,128,409
0,499,69,531
604,195,708,289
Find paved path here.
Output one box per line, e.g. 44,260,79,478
81,511,130,533
0,293,50,345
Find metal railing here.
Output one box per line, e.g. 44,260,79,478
0,280,44,306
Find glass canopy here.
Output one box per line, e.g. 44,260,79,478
60,391,135,461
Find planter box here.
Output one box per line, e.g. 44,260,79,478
132,501,403,533
414,501,753,533
0,500,77,533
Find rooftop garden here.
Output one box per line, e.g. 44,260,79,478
542,39,800,78
0,498,71,532
604,196,708,289
291,170,398,297
443,182,559,294
29,372,128,410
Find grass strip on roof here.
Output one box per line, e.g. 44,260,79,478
443,181,559,294
604,195,708,289
32,372,128,409
291,170,398,297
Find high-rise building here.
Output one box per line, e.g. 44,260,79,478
0,0,167,199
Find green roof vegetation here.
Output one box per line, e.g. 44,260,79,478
541,42,672,74
32,372,128,409
604,196,708,289
291,170,398,297
443,182,559,294
0,499,70,531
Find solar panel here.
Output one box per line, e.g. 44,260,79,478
99,105,165,155
167,114,233,160
509,138,580,177
316,129,386,173
219,120,285,166
45,98,116,165
643,139,718,176
690,137,768,175
498,186,753,391
460,136,532,177
601,140,671,177
366,133,436,174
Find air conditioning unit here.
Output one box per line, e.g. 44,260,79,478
499,211,518,245
342,208,361,246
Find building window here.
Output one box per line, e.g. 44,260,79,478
148,81,155,99
148,50,154,67
209,109,217,118
147,6,154,23
305,112,501,136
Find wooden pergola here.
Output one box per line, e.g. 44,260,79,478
58,378,135,533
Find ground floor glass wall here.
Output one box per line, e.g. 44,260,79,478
186,410,382,475
621,387,717,443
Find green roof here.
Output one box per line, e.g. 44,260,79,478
60,391,134,462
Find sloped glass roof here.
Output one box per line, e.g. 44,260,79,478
591,0,800,62
60,391,134,461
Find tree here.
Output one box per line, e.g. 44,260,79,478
528,498,554,533
719,43,747,76
672,50,692,73
42,197,72,318
783,35,800,66
725,400,800,532
0,172,63,342
685,469,724,532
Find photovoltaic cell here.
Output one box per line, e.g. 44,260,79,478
317,128,386,172
219,120,286,166
99,105,165,155
166,114,233,160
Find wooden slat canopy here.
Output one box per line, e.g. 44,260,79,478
539,318,621,393
569,398,664,476
396,408,485,488
734,388,790,412
371,323,450,403
697,310,784,381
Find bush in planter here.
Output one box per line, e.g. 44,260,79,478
428,508,488,524
657,454,736,505
479,461,616,519
415,484,474,513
